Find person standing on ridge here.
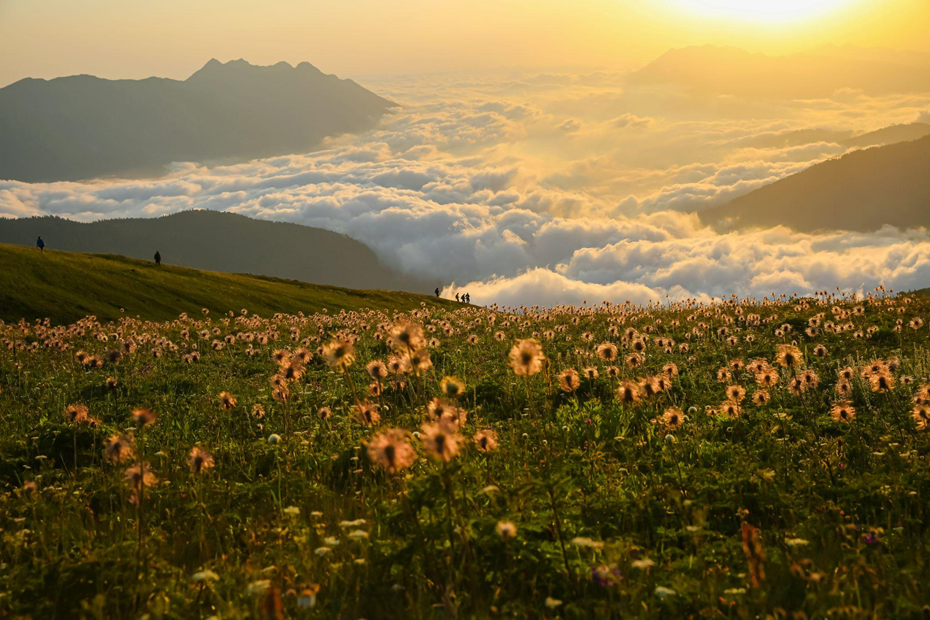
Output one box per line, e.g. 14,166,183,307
154,251,161,267
434,287,440,297
36,236,45,253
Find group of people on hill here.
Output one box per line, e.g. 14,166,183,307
434,287,470,303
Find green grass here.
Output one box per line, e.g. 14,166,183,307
0,243,455,324
3,290,930,618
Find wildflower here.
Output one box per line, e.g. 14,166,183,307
409,348,432,373
474,429,499,453
63,403,89,424
830,401,856,423
132,407,157,427
570,537,604,549
366,360,388,381
420,421,461,462
776,344,803,368
595,342,618,362
440,376,465,399
660,407,685,431
836,379,852,397
721,400,741,418
616,381,640,404
726,385,746,403
104,434,134,463
389,321,425,351
367,428,417,473
219,391,237,411
322,339,356,370
124,462,157,489
911,404,930,430
752,390,770,405
869,371,895,393
353,402,381,426
387,355,409,375
558,368,581,392
509,338,545,377
496,521,517,539
189,446,215,474
583,366,599,380
106,376,119,389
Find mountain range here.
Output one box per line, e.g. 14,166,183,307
0,210,429,292
0,59,395,182
704,135,930,232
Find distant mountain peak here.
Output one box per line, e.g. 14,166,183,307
0,58,395,182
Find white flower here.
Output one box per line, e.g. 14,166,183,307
570,536,604,549
348,530,369,540
631,558,656,569
654,586,676,598
283,506,301,517
314,547,333,556
785,537,809,547
192,570,219,582
247,580,271,595
545,597,562,608
339,519,367,528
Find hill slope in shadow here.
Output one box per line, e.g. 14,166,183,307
702,135,930,232
0,210,431,292
0,243,455,324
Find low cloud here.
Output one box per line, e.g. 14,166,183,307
2,71,928,307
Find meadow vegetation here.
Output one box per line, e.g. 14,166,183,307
2,290,930,618
0,243,451,324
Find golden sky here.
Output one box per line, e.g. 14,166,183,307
1,0,928,85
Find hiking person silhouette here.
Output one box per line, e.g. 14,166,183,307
36,237,45,253
435,287,440,297
154,251,161,267
455,293,460,302
464,293,470,304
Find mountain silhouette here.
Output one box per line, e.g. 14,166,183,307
628,45,930,99
0,59,396,182
0,210,431,291
703,135,930,232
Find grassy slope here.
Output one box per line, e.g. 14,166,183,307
0,244,453,324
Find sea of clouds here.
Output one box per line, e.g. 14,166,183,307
2,71,930,307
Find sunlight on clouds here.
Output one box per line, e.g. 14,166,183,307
3,71,930,307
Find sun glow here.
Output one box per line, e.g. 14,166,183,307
668,0,855,23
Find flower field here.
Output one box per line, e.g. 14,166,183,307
2,292,930,618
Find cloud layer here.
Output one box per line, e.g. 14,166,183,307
2,71,930,307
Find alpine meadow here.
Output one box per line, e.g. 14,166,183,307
3,0,930,618
4,291,930,617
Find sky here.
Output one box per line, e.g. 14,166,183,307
1,0,929,86
2,0,930,307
